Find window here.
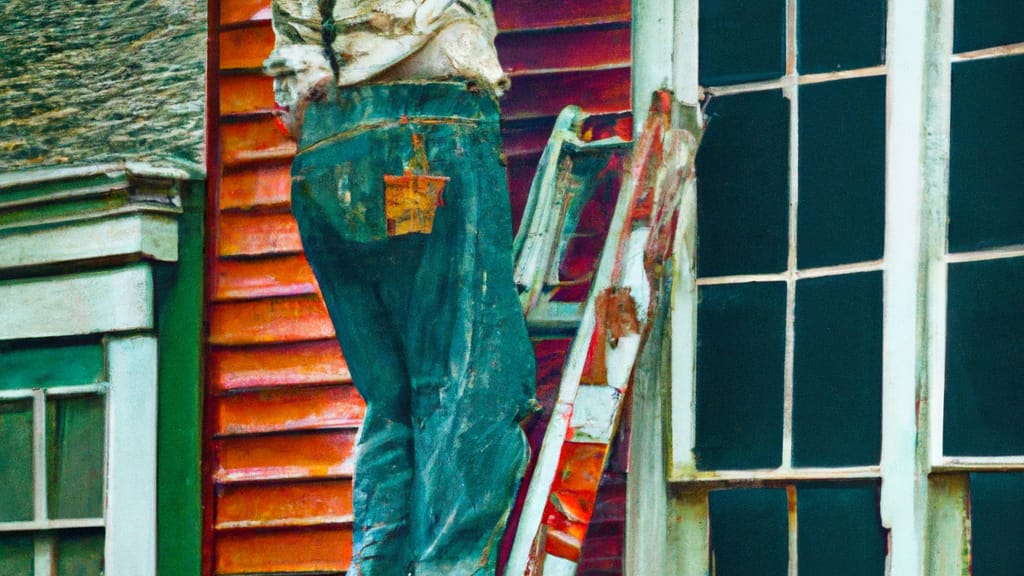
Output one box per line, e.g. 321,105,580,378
0,341,106,576
665,0,890,572
637,0,1024,573
927,1,1024,573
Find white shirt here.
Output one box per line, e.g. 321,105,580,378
265,0,508,134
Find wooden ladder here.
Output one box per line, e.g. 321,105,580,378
507,91,703,576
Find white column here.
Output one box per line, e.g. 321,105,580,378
880,0,931,574
104,335,159,576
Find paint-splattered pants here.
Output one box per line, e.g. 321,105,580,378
290,82,536,576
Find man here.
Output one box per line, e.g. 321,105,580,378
265,2,537,574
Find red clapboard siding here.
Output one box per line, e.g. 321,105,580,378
209,339,351,392
214,429,357,483
502,68,631,120
220,163,292,211
221,73,275,116
213,384,365,436
212,255,319,301
220,0,271,27
220,24,275,70
215,527,352,574
208,294,335,346
493,0,630,31
497,26,631,74
217,211,303,257
216,480,355,530
221,116,295,167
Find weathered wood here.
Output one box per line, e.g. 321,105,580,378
216,480,354,530
208,294,334,346
502,68,631,121
0,264,153,340
926,474,970,576
493,0,630,31
220,73,276,116
221,0,271,27
220,163,292,211
212,254,319,301
209,339,351,391
0,213,178,271
217,211,303,257
220,23,276,71
106,336,159,576
213,429,357,483
496,26,630,74
221,117,296,167
215,526,352,574
213,384,364,436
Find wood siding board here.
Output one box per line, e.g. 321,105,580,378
493,0,630,32
209,340,351,392
213,385,365,436
221,117,296,168
220,0,272,28
221,74,276,117
217,211,303,258
213,255,319,302
213,429,357,483
216,480,354,529
219,24,275,71
208,295,335,346
501,68,632,120
220,164,292,211
0,264,153,340
214,527,352,574
496,26,631,74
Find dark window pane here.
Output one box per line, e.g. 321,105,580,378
56,529,105,576
945,257,1024,455
798,0,886,73
798,77,886,269
797,483,886,576
0,340,104,391
0,400,34,522
709,488,788,576
697,90,790,277
699,0,786,86
696,282,786,470
0,535,34,576
48,395,106,519
954,0,1024,53
949,55,1024,252
793,272,883,467
970,473,1024,576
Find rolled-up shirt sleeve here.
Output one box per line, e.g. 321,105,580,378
264,0,333,113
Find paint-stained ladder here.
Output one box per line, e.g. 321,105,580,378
506,93,702,576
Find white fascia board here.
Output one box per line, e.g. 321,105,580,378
0,264,153,341
0,212,178,270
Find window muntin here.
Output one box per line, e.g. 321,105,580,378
0,340,107,575
690,0,888,478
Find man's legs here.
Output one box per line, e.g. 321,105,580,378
293,197,422,575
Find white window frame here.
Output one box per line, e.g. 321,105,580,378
629,0,1024,574
0,266,160,576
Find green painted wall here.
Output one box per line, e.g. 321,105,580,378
155,180,205,576
0,0,206,170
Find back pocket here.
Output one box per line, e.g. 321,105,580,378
292,161,389,243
